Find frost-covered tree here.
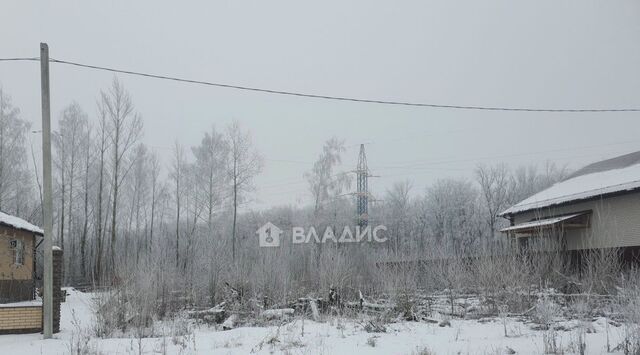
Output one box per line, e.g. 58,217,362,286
384,180,413,256
170,142,186,267
424,178,483,252
53,102,89,279
125,144,151,263
304,137,350,215
226,121,263,261
0,87,31,216
99,77,143,272
304,137,351,263
192,126,228,233
475,163,513,240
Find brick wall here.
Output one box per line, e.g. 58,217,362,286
52,248,62,333
0,306,42,334
0,280,34,303
0,248,63,334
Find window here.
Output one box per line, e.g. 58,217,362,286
14,239,24,265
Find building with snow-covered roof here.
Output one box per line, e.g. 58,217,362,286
0,211,45,334
0,211,42,304
499,150,640,254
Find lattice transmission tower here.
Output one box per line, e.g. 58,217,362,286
356,144,371,227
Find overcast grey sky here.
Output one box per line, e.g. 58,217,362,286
2,0,640,210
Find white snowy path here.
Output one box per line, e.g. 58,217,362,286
0,289,627,354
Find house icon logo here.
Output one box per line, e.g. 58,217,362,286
256,222,282,247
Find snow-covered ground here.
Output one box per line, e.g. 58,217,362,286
0,288,628,354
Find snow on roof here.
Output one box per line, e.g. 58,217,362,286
500,152,640,216
500,213,585,232
0,211,44,235
0,299,42,308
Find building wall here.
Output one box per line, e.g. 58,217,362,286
511,191,640,250
0,226,36,302
0,226,35,280
0,305,42,334
0,248,63,334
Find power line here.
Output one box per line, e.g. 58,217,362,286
373,139,640,170
1,57,640,113
0,57,39,62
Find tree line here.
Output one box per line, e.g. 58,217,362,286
0,77,568,289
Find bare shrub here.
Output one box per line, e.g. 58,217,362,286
377,257,420,320
580,247,621,295
366,336,377,347
616,269,640,355
93,260,165,337
411,346,436,355
473,244,531,315
68,310,101,355
535,297,561,354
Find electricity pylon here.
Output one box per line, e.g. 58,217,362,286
356,144,374,227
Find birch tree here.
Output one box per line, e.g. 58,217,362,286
93,104,109,280
424,178,482,252
226,121,263,261
192,127,228,233
475,163,512,240
54,102,89,280
148,150,162,252
304,137,350,263
170,142,186,267
79,124,93,279
304,137,350,215
0,87,31,216
385,180,412,256
100,77,143,272
127,144,151,263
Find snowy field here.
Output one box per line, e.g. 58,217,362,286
0,288,629,355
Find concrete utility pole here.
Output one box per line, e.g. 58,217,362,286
40,42,53,339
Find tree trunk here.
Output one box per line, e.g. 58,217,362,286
175,171,180,268
94,133,105,282
80,159,89,279
232,173,237,261
59,169,65,254
110,126,120,277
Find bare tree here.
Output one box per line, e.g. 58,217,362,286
54,102,89,281
384,180,412,256
93,104,109,281
79,124,93,279
510,162,568,204
127,144,151,263
0,89,34,220
0,87,30,215
475,163,512,241
305,137,350,215
170,142,186,267
226,121,263,261
424,178,482,253
148,150,162,252
192,126,228,233
304,137,351,263
100,77,143,273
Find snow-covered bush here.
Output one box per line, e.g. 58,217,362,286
616,269,640,355
535,297,561,354
580,247,621,295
